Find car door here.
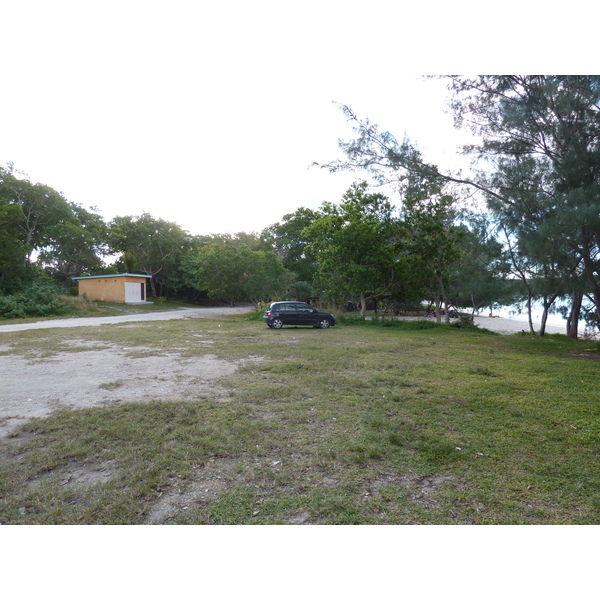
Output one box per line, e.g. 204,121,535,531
281,303,302,325
278,303,297,325
293,302,317,326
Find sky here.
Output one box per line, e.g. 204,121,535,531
1,2,594,238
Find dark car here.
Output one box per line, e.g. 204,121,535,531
263,301,336,329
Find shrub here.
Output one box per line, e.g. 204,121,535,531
57,294,97,312
246,302,268,322
0,281,70,319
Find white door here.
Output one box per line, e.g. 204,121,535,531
125,282,142,303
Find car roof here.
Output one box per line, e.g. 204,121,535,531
271,301,308,305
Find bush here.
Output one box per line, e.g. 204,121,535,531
57,294,97,312
0,281,70,320
246,302,268,322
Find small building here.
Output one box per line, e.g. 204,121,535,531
72,273,152,304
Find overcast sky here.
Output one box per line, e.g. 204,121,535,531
1,1,591,237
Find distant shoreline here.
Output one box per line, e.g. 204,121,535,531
472,314,565,335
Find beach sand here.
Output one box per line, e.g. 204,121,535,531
472,314,565,335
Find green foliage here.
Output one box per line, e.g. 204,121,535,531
317,91,600,338
37,202,108,282
108,212,192,297
195,238,292,306
246,304,268,322
448,215,511,313
0,164,109,290
304,181,402,311
447,76,600,335
262,207,320,284
286,280,313,300
400,172,465,318
0,280,69,319
0,199,28,292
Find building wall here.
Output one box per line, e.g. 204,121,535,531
77,276,147,303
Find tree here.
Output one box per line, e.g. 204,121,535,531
242,249,293,307
318,82,600,337
315,123,468,318
304,182,401,317
195,239,291,307
149,235,208,302
447,215,510,322
445,76,600,337
400,173,465,323
262,207,320,285
0,165,74,268
37,203,108,283
0,164,109,291
108,213,191,297
0,192,28,292
314,104,430,191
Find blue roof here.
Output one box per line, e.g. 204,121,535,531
72,273,151,280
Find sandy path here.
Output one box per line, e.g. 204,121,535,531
0,305,566,335
0,305,255,332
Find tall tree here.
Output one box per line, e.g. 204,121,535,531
108,213,191,297
446,76,600,336
194,240,291,307
304,182,401,317
400,173,465,323
446,216,510,322
37,203,108,283
262,207,320,285
0,164,109,290
0,198,28,292
0,165,74,268
319,81,600,337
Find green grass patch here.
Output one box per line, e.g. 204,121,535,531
1,316,599,524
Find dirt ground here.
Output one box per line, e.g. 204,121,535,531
0,305,575,524
0,306,567,441
0,306,258,439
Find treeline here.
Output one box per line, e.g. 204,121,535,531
315,76,600,338
0,162,566,333
0,164,288,307
2,76,599,338
0,163,505,320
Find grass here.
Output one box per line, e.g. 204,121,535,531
0,312,599,524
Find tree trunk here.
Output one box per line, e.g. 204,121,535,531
581,253,600,328
148,277,157,298
526,292,535,334
434,293,442,324
360,292,366,319
438,276,450,324
539,309,548,336
567,291,583,339
538,293,559,337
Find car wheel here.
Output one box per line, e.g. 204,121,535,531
271,318,283,329
318,318,331,329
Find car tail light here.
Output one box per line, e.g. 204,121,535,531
266,310,272,317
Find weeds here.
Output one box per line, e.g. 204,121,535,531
98,380,124,390
0,316,599,524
